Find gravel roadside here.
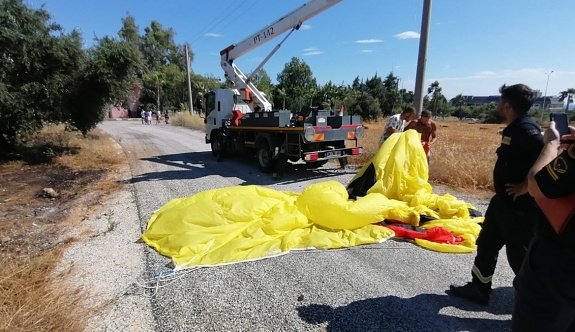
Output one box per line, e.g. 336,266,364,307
55,139,155,332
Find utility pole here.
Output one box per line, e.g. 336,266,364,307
185,43,194,114
541,70,554,122
413,0,432,116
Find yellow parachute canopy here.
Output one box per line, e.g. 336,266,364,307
142,130,482,269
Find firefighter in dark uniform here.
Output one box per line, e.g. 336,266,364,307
512,122,575,331
450,84,544,306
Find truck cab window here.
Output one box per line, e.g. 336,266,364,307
205,92,216,112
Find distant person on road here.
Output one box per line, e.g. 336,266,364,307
140,108,145,124
145,110,152,125
164,111,170,124
512,121,575,331
405,109,437,163
450,83,545,306
379,106,416,145
156,110,161,125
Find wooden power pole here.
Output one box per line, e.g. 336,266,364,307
185,43,194,113
413,0,432,116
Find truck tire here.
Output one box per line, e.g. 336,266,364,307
210,133,223,157
306,160,328,168
256,142,276,173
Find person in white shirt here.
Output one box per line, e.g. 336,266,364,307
379,106,416,145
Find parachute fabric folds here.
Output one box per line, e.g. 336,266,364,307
142,185,394,269
142,129,483,269
347,130,482,252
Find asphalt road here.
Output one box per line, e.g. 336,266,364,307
99,120,514,332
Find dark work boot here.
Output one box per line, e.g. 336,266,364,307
449,282,491,306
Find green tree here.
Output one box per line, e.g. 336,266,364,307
159,64,187,109
142,71,165,112
0,0,85,149
317,81,346,110
66,36,144,134
427,81,445,116
249,69,274,104
452,94,467,119
381,72,401,116
273,86,286,110
350,92,381,121
364,73,386,114
140,20,184,72
559,88,575,111
276,57,317,111
400,89,414,105
118,14,140,47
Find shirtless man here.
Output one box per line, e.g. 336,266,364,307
405,109,437,163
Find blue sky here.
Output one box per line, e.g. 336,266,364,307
30,0,575,99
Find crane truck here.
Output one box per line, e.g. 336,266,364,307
203,0,364,178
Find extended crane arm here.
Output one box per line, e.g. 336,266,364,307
220,0,342,111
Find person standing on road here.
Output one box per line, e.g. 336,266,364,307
512,122,575,331
404,109,437,163
145,109,152,125
379,106,416,145
164,110,170,124
450,83,544,306
141,108,145,124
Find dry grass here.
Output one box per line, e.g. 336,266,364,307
23,124,126,170
170,111,206,131
0,250,86,332
0,124,128,332
350,117,501,194
429,121,501,192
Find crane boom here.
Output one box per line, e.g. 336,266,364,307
220,0,342,111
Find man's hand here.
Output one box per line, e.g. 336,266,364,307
506,182,528,200
560,125,575,149
544,121,561,144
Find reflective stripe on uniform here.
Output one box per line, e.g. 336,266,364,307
472,264,493,284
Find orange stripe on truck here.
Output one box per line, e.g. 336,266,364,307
314,133,325,141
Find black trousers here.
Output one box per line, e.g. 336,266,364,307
471,195,537,290
512,237,575,331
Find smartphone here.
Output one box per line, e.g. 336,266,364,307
550,113,570,137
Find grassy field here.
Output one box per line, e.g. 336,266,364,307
352,117,503,194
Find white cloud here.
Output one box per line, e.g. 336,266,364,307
394,31,420,40
299,24,311,31
355,39,383,44
303,47,322,56
205,32,222,37
468,71,498,79
360,49,375,53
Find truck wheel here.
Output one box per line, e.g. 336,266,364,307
338,157,348,168
306,160,328,168
256,142,276,173
210,134,223,157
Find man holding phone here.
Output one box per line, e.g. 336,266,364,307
450,84,544,306
512,120,575,330
550,112,571,139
